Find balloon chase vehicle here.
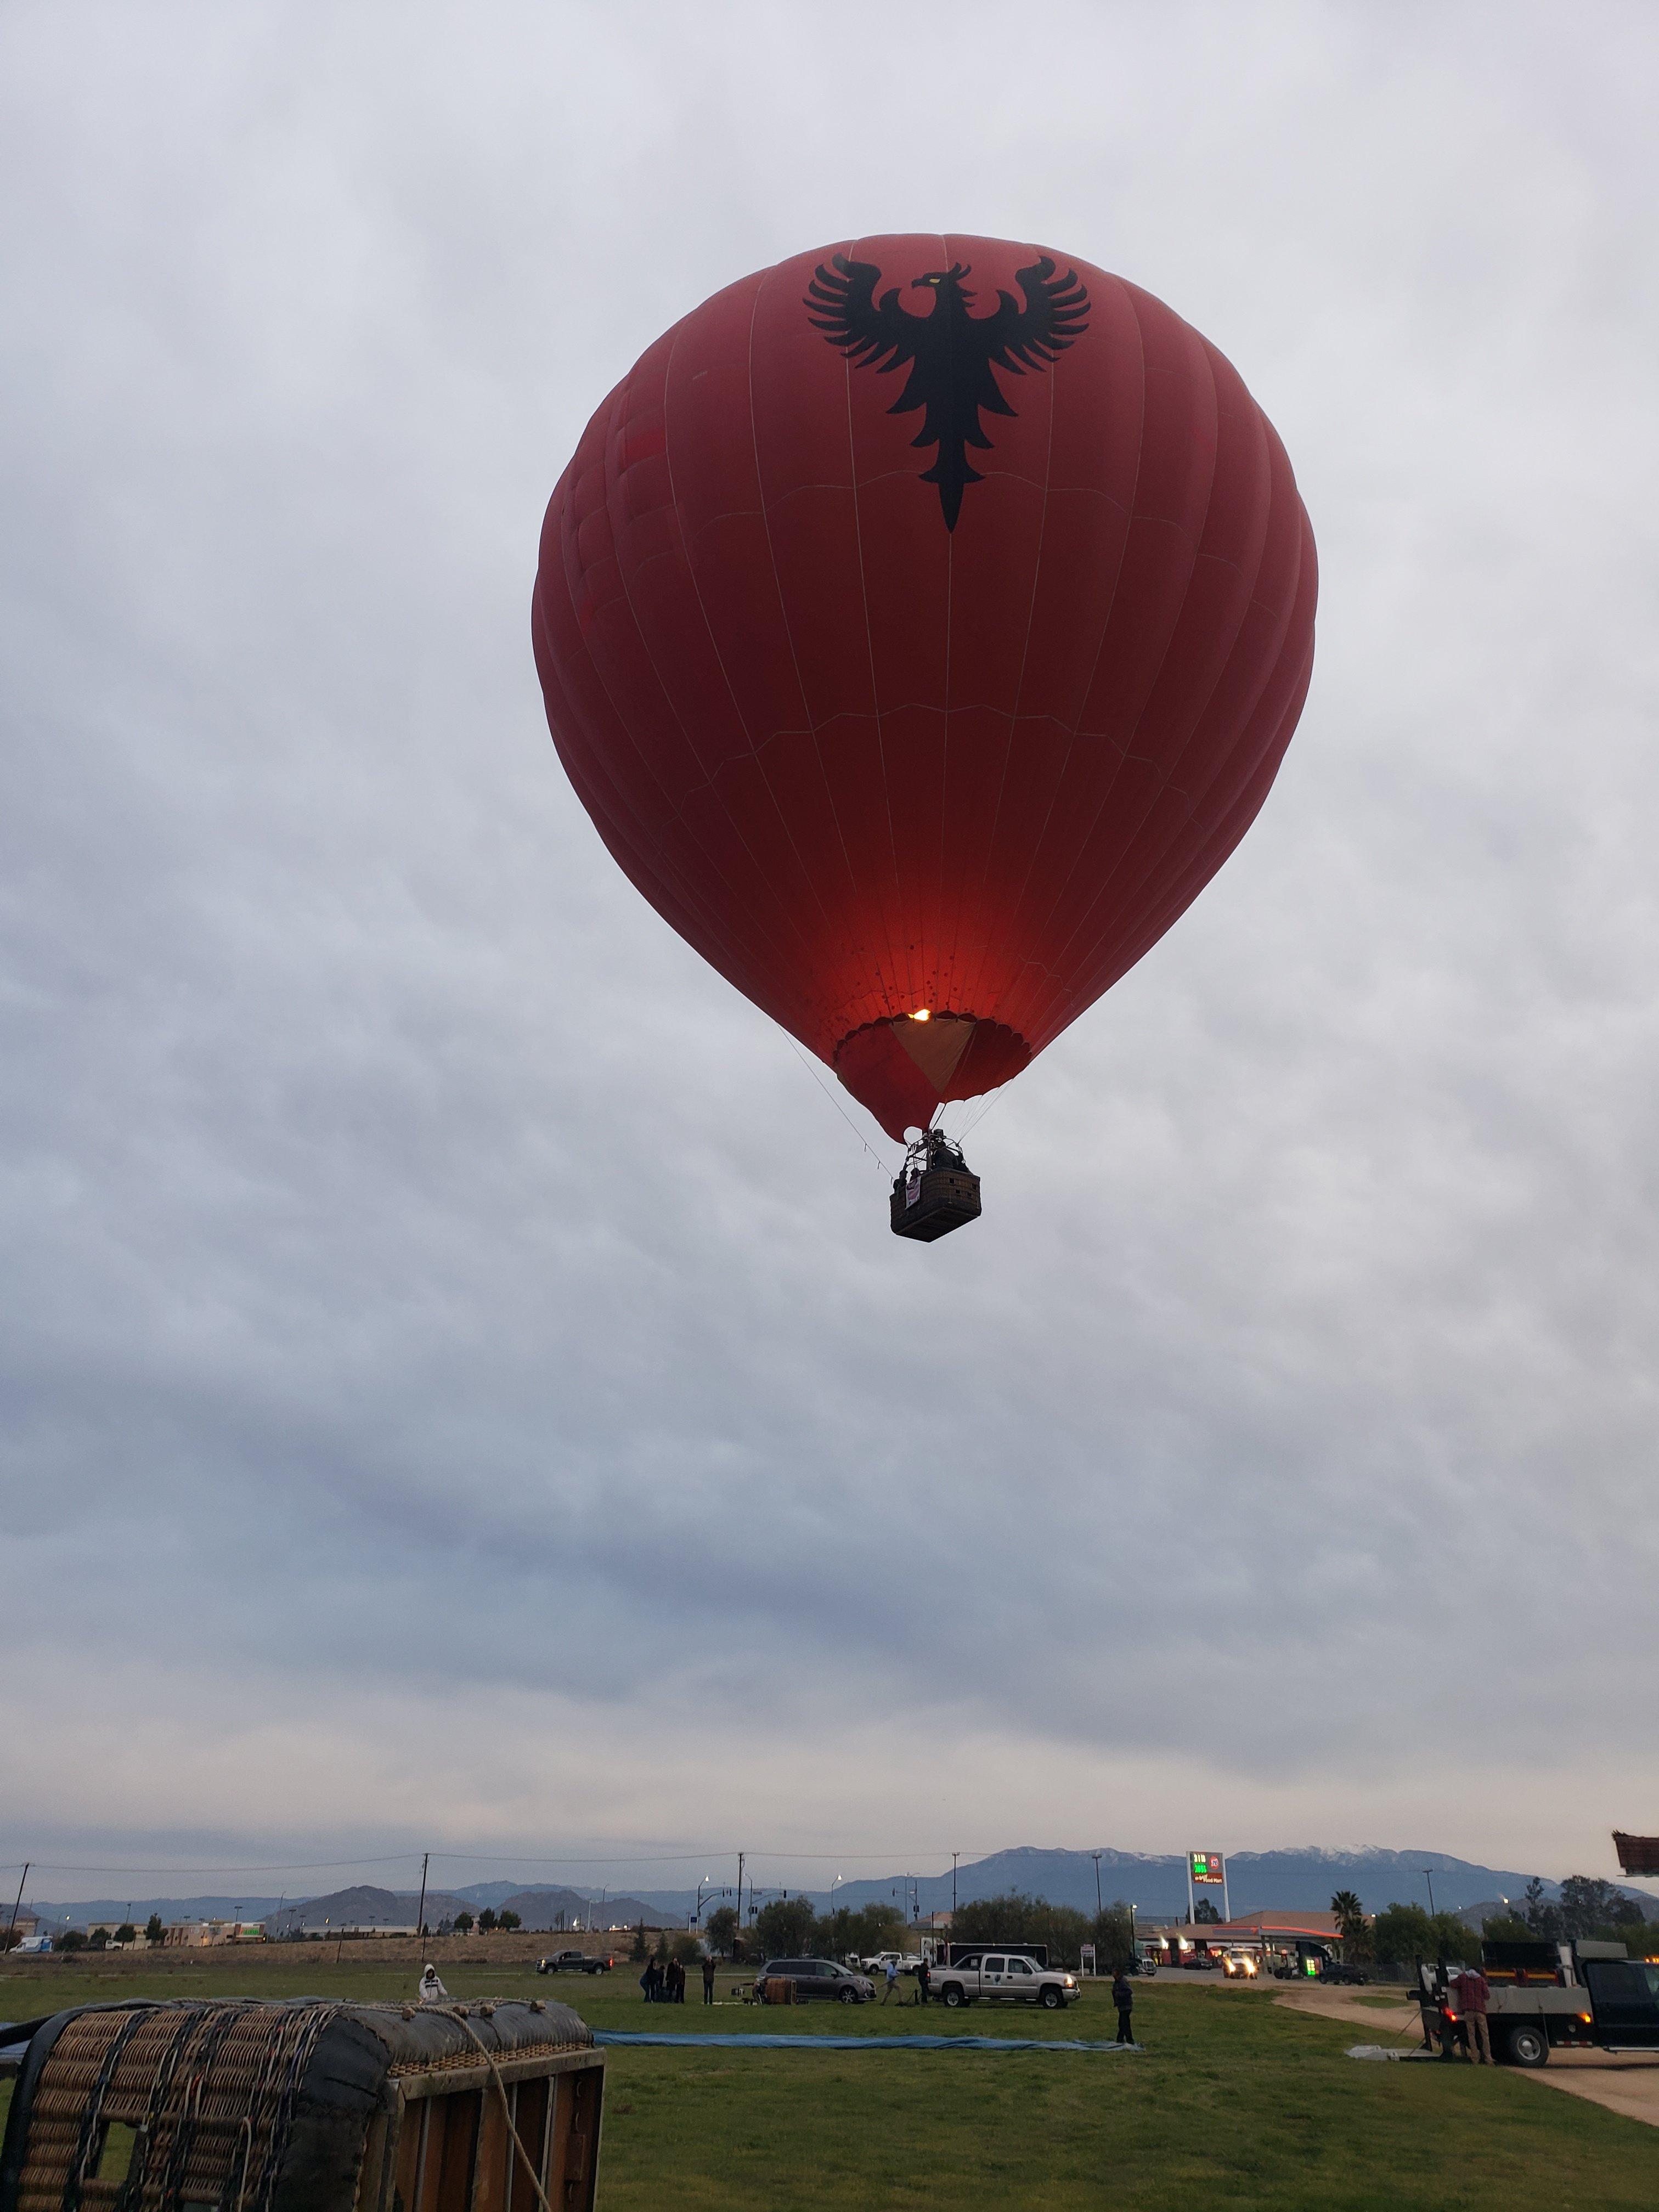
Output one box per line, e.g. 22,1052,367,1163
532,234,1317,1238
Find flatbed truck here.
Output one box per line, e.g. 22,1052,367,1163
1417,1938,1659,2066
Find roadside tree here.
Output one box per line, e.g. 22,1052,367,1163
703,1905,738,1957
1370,1904,1476,1965
1522,1879,1562,1942
497,1910,522,1931
1559,1878,1640,1939
477,1909,498,1933
144,1914,164,1945
752,1898,817,1959
950,1893,1093,1967
1090,1906,1136,1972
453,1911,475,1934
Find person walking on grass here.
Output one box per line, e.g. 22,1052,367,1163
1111,1963,1136,2045
882,1958,900,2005
702,1953,716,2005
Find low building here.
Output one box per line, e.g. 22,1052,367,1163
1140,1910,1345,1973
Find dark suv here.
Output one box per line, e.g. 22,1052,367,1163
755,1957,874,2004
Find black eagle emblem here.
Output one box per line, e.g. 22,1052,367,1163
805,251,1090,529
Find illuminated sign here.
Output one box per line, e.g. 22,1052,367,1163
1189,1853,1226,1885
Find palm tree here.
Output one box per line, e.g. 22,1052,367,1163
1330,1890,1370,1959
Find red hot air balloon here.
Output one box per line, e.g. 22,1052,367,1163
532,234,1316,1233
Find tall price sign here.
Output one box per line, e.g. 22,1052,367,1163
1186,1852,1229,1924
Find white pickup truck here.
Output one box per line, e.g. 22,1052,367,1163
933,1948,1080,2011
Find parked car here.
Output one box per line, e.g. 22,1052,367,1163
1181,1951,1220,1971
860,1950,923,1977
756,1957,874,2003
536,1949,613,1976
1220,1952,1259,1979
1319,1961,1370,1986
933,1954,1079,2011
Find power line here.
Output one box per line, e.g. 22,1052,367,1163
1,1843,1009,1879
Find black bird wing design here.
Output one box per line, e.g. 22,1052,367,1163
804,255,922,382
978,257,1091,376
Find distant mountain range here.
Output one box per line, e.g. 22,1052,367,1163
22,1846,1655,1932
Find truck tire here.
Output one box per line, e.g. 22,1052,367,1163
941,1983,967,2009
1505,2023,1549,2068
1040,1985,1064,2011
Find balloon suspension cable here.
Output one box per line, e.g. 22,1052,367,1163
788,1041,897,1178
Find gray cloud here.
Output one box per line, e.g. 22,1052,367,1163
3,0,1658,1894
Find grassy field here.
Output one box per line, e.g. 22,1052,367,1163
3,1957,1654,2209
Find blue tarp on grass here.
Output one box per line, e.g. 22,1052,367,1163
592,2032,1141,2052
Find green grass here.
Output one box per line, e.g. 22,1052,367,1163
3,1960,1654,2209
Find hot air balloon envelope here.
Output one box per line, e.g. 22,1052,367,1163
533,234,1317,1141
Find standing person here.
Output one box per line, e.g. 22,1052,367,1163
417,1965,449,2006
640,1956,661,2004
1111,1963,1136,2045
882,1957,900,2005
702,1952,716,2005
915,1956,931,2007
670,1956,686,2004
1453,1962,1491,2063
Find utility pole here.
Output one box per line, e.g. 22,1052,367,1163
1092,1852,1103,1918
416,1853,430,1942
737,1852,745,1939
5,1862,29,1948
1221,1860,1231,1926
1423,1869,1437,1917
951,1853,958,1918
1186,1856,1195,1927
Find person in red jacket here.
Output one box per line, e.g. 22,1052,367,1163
1453,1964,1491,2063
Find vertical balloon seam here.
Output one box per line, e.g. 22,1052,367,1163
1047,349,1283,1014
1046,589,1315,1044
1057,455,1299,1008
930,230,1007,1043
1095,634,1312,1008
554,382,793,1010
744,250,872,1058
1016,294,1220,1034
534,499,702,912
597,347,812,997
1052,414,1306,1003
991,274,1150,1029
657,278,843,1029
1024,313,1232,1023
839,235,925,1032
537,578,781,1026
950,245,1062,1043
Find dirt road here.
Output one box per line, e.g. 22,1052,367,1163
1274,1984,1659,2129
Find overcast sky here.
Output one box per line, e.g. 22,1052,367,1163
3,1,1657,1909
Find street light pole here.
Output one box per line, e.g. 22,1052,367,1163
416,1853,429,1943
951,1853,958,1918
5,1862,29,1949
1092,1852,1103,1918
